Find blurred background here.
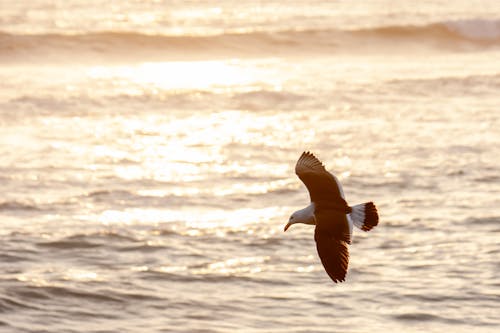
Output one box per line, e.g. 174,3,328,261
1,1,499,332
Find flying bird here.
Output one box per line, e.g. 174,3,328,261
284,151,379,283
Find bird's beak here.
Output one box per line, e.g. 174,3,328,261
284,222,292,232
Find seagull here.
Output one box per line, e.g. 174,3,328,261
284,151,379,283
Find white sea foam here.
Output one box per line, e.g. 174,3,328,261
444,18,500,40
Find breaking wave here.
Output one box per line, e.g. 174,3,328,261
1,19,499,62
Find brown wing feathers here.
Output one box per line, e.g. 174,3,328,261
314,227,349,283
295,151,346,206
294,152,359,283
295,151,327,175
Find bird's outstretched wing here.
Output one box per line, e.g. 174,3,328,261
295,151,347,207
314,226,349,283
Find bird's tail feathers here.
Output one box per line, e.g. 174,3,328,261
349,202,379,231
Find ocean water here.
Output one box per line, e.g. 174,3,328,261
1,1,500,332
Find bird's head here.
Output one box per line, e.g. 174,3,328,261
284,213,297,232
284,205,316,232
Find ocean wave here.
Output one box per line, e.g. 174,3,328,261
23,285,124,303
443,19,500,40
140,269,291,286
36,238,102,249
9,281,163,304
2,19,499,62
118,243,170,253
393,312,465,324
355,19,500,42
0,295,40,312
36,231,139,249
0,200,41,212
474,174,500,183
386,72,500,96
0,253,31,262
462,216,500,226
5,90,312,116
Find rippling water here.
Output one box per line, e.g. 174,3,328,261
1,1,500,332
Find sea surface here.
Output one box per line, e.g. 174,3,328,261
1,1,499,332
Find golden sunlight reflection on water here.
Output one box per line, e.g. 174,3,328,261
7,106,333,239
87,60,278,92
91,206,288,230
91,110,308,184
